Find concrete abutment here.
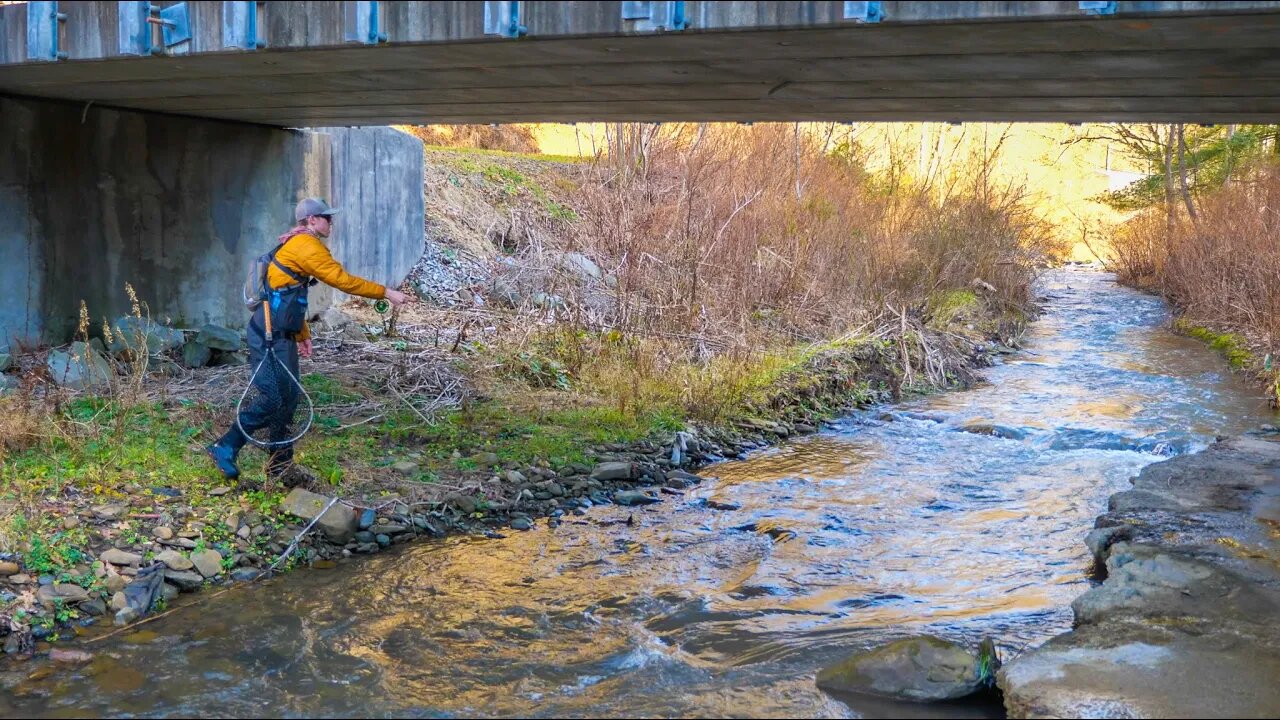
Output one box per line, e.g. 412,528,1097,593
0,95,423,349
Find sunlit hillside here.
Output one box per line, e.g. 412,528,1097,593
530,122,1140,263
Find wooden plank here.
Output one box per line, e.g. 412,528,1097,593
221,111,1280,125
110,77,1280,113
7,48,1280,105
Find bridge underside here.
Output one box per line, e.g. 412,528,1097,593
3,3,1280,125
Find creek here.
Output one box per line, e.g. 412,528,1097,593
10,269,1277,718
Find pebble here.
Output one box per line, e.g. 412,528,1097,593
357,509,376,530
8,574,30,585
153,526,174,540
511,518,532,531
0,561,19,576
375,534,391,547
208,487,232,497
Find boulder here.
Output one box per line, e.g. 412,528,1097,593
37,583,90,607
154,550,194,571
391,460,420,476
195,324,241,352
590,462,634,481
181,341,212,369
279,488,358,544
446,493,478,515
490,278,522,308
189,549,224,578
80,598,107,616
816,635,992,702
46,342,112,389
162,569,204,592
559,252,603,280
209,350,248,367
109,317,185,357
315,306,354,331
613,490,659,506
99,548,142,567
957,420,1028,440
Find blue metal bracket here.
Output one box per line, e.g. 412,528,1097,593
623,1,688,32
843,1,884,23
158,3,192,47
26,1,68,61
344,1,388,44
222,1,265,50
117,2,191,56
484,1,525,38
1079,1,1118,15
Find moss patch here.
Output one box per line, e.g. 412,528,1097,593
1173,318,1254,370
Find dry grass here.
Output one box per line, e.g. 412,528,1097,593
400,124,540,154
1109,161,1280,397
467,123,1058,421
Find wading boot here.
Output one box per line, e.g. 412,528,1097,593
206,443,240,480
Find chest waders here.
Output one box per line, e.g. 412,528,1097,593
234,297,315,449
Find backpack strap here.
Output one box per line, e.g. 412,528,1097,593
266,235,313,290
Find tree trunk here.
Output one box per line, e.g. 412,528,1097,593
1176,124,1199,224
1163,124,1177,232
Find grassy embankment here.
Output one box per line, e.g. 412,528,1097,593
0,124,1058,616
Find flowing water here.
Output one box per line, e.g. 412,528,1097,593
8,269,1278,718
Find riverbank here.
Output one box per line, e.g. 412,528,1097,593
0,128,1058,669
0,297,1026,661
998,432,1280,718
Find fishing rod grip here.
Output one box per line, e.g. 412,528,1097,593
263,301,274,337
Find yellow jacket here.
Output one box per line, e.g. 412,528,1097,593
267,233,386,340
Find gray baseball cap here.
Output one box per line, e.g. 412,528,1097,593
295,197,340,222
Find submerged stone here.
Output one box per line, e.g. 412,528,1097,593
816,635,989,702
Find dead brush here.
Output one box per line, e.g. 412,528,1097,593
1109,160,1280,386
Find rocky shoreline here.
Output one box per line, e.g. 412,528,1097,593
0,329,1017,663
998,432,1280,718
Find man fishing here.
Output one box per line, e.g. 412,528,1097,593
207,197,410,483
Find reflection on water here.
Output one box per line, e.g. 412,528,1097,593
10,270,1277,718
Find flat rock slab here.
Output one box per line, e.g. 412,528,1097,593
1000,628,1280,719
1000,435,1280,718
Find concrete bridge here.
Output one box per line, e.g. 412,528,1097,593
3,1,1280,349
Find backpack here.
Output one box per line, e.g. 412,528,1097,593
242,239,316,336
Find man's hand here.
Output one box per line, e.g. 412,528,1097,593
384,288,411,307
298,338,313,358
